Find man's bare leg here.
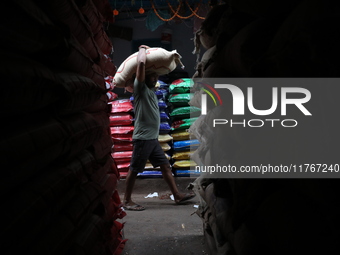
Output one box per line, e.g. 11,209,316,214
159,163,196,204
123,170,145,210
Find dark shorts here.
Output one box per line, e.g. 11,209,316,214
130,139,169,173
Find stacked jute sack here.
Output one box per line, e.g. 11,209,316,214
0,0,127,254
189,1,340,255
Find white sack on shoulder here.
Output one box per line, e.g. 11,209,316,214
112,47,184,88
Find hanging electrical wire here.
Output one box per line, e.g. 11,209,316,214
167,0,195,19
167,0,204,20
114,0,206,21
151,0,205,21
186,1,205,19
151,0,182,21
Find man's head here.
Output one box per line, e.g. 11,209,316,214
145,72,159,89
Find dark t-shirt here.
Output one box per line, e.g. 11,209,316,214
132,78,160,140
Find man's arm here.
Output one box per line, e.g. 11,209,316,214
136,45,150,83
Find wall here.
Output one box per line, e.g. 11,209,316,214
109,16,200,78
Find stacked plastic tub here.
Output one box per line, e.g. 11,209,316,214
0,1,126,254
168,78,201,176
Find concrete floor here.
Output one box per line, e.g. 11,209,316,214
117,177,209,255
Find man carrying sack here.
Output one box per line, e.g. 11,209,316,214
122,45,195,211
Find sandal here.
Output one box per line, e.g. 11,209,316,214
123,204,146,211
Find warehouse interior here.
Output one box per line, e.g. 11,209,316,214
1,0,340,255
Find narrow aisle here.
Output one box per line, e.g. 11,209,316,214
117,177,209,255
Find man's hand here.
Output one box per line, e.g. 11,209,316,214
138,45,151,50
136,46,149,83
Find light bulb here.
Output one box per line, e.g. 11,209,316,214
138,7,145,14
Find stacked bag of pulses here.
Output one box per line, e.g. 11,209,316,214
109,98,134,179
168,78,201,176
